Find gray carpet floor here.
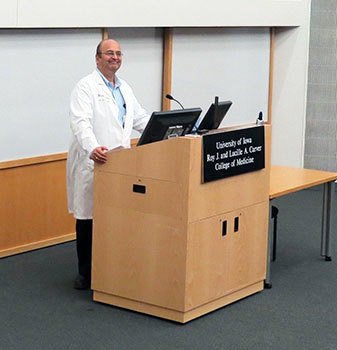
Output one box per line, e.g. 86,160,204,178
1,186,337,350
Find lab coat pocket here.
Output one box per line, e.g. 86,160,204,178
85,157,95,171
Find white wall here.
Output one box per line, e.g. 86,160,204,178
11,0,304,28
0,1,16,27
0,29,101,161
271,1,311,167
171,28,270,128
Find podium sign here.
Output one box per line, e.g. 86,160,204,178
202,126,265,183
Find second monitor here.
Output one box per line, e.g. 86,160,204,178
197,97,232,133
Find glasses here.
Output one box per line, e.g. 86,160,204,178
99,50,123,57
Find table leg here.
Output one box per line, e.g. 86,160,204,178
321,181,335,261
264,200,273,289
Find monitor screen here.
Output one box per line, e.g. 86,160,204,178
197,99,232,133
137,108,202,146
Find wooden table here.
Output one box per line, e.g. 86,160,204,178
266,165,337,287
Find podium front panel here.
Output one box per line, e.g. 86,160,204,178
92,124,271,322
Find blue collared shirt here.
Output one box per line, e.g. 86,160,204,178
96,68,126,127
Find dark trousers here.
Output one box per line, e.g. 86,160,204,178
76,219,92,280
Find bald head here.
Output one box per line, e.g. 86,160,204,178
96,39,120,57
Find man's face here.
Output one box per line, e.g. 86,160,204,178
96,40,122,76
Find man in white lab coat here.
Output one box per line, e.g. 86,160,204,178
67,39,149,289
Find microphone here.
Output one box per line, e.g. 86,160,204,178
165,94,185,109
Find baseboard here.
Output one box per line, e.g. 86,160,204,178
0,233,75,258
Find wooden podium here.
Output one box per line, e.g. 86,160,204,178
92,124,271,323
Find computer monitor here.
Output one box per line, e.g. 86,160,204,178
137,108,202,146
197,98,232,133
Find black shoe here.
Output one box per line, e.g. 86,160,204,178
74,274,90,290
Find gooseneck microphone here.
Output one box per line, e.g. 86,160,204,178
165,94,185,109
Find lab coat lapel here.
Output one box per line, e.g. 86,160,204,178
93,70,115,100
92,70,121,128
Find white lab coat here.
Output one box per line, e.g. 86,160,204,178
66,70,149,219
